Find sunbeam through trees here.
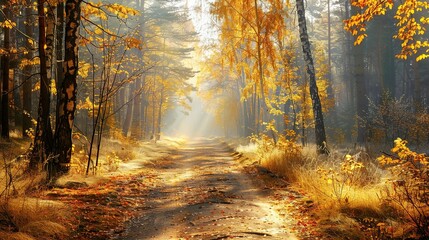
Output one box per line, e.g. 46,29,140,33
0,0,429,239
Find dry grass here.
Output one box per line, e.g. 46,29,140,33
235,141,406,239
259,148,304,182
0,232,35,240
0,197,69,239
0,138,70,240
0,191,70,239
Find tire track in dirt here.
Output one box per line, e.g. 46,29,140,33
117,139,297,239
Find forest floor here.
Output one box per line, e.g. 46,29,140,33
40,138,324,239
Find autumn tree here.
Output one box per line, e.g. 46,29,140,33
30,0,54,170
211,0,288,136
49,0,83,175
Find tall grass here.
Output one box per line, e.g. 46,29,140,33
1,138,70,240
236,137,415,239
0,197,69,240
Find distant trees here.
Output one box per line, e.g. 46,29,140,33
203,0,429,148
343,0,429,145
0,0,196,179
208,0,331,151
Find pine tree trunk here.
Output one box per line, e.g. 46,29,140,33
296,0,328,154
53,0,82,175
351,7,368,144
1,4,11,139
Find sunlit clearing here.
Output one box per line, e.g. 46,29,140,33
164,91,224,139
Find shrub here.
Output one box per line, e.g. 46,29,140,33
250,129,303,181
317,153,365,203
365,93,429,146
377,138,429,236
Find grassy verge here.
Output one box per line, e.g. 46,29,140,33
0,137,70,240
235,137,426,239
0,135,183,239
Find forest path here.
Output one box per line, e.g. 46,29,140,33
118,139,298,239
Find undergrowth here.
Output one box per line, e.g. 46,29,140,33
240,132,429,239
0,137,70,240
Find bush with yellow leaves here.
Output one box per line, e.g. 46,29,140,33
250,121,303,181
317,154,365,203
378,138,429,236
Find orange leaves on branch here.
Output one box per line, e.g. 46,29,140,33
105,3,139,19
124,37,142,50
77,97,97,111
377,138,428,165
354,34,367,45
344,0,429,61
344,0,394,44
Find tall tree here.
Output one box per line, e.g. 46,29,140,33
22,0,35,138
295,0,328,154
53,0,82,175
1,1,11,139
30,0,54,170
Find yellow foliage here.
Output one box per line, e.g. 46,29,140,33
0,20,16,29
124,37,142,50
377,138,429,234
317,153,366,202
82,2,108,20
78,61,91,79
19,58,40,69
77,97,96,111
377,138,428,165
345,0,429,61
106,3,139,19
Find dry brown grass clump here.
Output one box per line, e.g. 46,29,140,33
0,196,70,239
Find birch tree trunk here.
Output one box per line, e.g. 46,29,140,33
296,0,329,154
53,0,82,175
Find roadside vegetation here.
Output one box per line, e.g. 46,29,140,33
236,128,429,239
0,133,181,239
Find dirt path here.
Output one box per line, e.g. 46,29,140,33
117,139,298,239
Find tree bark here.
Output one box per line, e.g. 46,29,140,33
351,7,368,144
30,0,54,170
53,0,82,175
55,1,65,122
22,1,34,137
1,4,11,139
296,0,328,154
